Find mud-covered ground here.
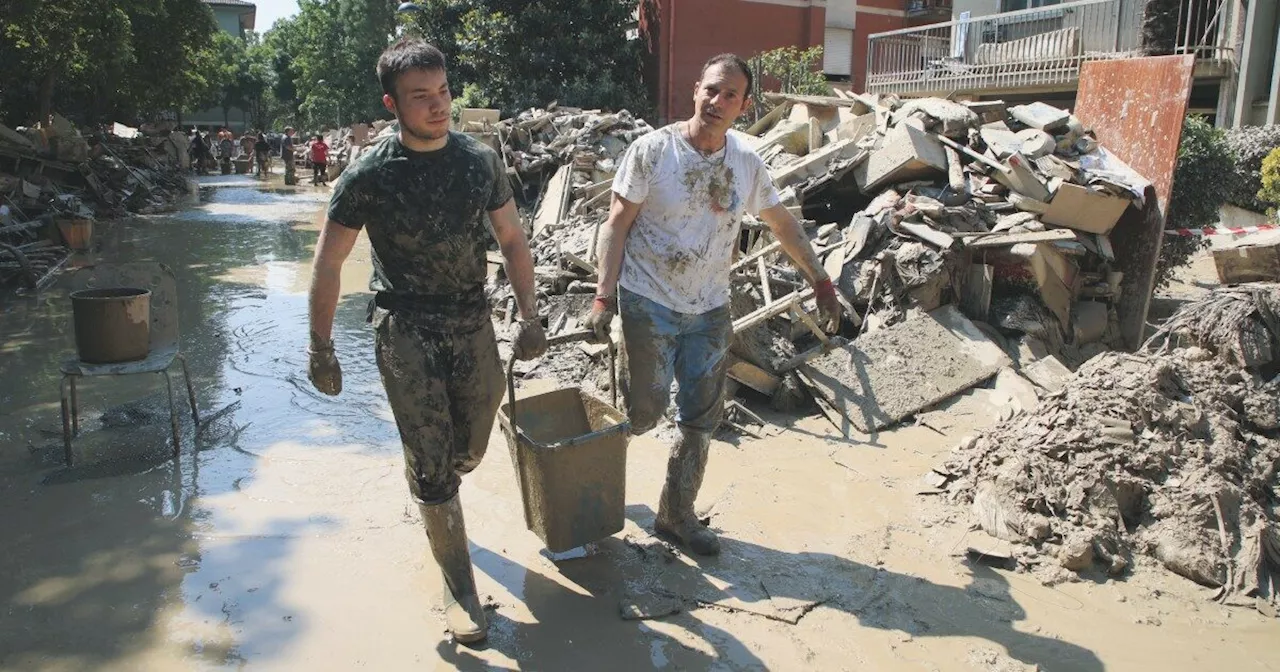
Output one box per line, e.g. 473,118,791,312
0,175,1276,671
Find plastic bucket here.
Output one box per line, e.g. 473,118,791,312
70,287,151,363
497,332,629,552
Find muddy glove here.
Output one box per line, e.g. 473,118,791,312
512,318,548,361
308,336,342,396
814,278,842,333
585,295,616,344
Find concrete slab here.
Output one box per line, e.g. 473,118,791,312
801,306,1010,432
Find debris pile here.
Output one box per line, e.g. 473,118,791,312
1145,283,1280,371
0,116,194,290
488,93,1155,437
935,346,1280,604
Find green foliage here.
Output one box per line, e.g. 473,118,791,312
1258,147,1280,214
0,0,219,125
401,0,648,117
1156,115,1236,290
1222,125,1280,213
745,46,831,126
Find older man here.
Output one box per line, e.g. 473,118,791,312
588,54,841,555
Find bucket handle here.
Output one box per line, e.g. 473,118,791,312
506,330,616,435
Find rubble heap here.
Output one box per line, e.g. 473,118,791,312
1145,283,1280,370
939,346,1280,601
488,92,1154,436
0,116,194,290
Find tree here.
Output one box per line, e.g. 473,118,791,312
0,0,219,125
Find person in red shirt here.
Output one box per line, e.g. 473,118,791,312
310,134,330,185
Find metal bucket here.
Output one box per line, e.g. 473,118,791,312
497,332,630,552
70,287,151,363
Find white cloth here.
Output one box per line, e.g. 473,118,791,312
613,124,780,314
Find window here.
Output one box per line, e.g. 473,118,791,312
823,28,853,77
1000,0,1062,10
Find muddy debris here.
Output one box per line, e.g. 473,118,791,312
940,347,1280,607
1,116,194,291
484,92,1157,436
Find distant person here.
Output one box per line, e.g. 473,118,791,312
282,127,298,184
309,134,329,185
254,132,271,176
189,131,208,175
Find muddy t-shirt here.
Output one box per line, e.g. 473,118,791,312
327,131,513,331
613,124,780,314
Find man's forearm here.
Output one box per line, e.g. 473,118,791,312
595,219,628,296
308,265,341,346
773,219,828,286
500,241,538,320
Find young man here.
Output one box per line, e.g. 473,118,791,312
306,38,545,644
588,54,841,556
309,134,329,185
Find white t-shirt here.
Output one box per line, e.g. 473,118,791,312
613,124,780,314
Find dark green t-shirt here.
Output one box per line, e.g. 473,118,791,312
327,130,513,331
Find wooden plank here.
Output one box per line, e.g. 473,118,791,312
533,164,572,239
731,239,782,272
733,288,816,333
727,355,782,396
965,228,1075,249
757,256,773,305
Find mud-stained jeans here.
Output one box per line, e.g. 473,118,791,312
619,286,732,434
373,309,504,504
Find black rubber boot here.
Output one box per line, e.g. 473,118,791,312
654,427,720,556
419,496,487,643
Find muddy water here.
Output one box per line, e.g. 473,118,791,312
0,178,1276,671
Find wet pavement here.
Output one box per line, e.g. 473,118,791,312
1,175,1278,671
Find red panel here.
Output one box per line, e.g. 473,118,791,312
1074,55,1195,350
1075,55,1195,218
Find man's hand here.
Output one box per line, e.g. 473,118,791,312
585,295,617,343
814,279,842,333
308,337,342,396
512,319,548,360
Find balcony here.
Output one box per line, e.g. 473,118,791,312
866,0,1234,96
906,0,953,25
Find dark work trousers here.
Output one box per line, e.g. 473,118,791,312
372,308,504,504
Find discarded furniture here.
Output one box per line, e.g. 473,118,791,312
59,262,199,466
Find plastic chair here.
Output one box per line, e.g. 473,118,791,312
59,262,199,466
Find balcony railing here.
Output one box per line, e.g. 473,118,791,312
866,0,1234,95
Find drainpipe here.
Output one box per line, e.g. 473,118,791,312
666,0,677,125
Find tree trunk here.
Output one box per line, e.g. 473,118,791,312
37,69,57,126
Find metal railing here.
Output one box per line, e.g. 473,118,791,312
866,0,1234,95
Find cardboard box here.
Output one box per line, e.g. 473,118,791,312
1042,182,1131,235
1212,230,1280,284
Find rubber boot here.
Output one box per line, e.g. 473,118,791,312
418,496,488,643
654,427,720,556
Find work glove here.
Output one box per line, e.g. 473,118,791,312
814,278,843,333
585,295,617,344
512,318,548,360
308,336,343,396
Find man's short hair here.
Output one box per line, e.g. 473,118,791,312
700,53,754,95
377,38,447,99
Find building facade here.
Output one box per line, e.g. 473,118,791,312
863,0,1280,127
640,0,912,124
185,0,257,132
